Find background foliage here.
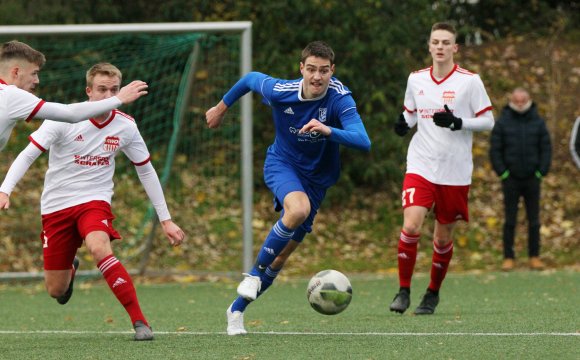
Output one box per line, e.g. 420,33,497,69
0,0,578,273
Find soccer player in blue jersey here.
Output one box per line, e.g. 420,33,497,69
206,41,371,335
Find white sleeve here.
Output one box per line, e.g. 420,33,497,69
460,75,494,132
461,110,494,132
34,96,122,123
403,74,418,128
134,162,171,222
0,142,43,195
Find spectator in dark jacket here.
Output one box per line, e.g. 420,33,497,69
490,87,552,271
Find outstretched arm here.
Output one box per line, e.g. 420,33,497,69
33,80,148,123
205,72,269,129
206,100,229,129
134,162,185,246
0,142,43,209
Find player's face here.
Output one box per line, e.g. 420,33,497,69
300,56,334,99
86,74,121,102
14,61,40,93
429,30,458,65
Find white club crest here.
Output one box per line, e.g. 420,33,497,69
319,108,327,122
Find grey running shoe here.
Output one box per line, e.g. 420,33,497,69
414,291,440,315
389,290,411,314
57,257,79,305
133,320,154,341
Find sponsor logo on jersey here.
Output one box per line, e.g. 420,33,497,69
442,90,455,105
74,134,84,142
417,90,424,96
284,107,294,115
289,127,324,143
74,154,110,166
318,108,327,122
104,136,120,152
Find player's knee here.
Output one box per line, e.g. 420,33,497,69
433,236,452,247
284,206,310,228
402,223,421,235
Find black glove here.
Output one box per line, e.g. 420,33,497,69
433,105,462,131
394,113,410,136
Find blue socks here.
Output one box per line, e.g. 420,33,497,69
231,266,281,312
249,219,294,276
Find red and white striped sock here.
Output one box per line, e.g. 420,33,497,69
98,254,147,326
397,230,419,288
428,241,454,292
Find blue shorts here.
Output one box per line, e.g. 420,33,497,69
264,158,327,242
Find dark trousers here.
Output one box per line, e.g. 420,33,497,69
501,176,541,259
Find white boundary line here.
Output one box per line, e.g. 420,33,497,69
0,330,577,336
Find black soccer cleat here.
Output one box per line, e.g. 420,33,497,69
389,290,410,314
414,291,439,315
56,257,79,305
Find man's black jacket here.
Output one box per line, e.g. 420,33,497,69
490,103,552,179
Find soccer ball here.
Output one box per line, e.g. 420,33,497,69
306,269,352,315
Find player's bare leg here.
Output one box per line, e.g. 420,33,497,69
45,257,79,304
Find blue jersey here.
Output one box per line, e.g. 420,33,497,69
223,72,370,187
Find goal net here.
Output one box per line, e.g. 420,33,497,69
0,23,253,276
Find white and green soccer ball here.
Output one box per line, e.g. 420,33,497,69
306,269,353,315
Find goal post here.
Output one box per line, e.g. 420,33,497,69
0,22,254,275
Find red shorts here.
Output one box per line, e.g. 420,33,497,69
401,173,470,224
40,200,121,270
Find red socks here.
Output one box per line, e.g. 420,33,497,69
397,230,454,292
428,242,454,292
98,255,147,326
397,230,419,288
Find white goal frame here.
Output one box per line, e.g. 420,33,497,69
0,22,255,273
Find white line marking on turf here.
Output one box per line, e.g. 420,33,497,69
0,330,577,336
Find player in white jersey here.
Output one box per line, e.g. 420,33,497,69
0,63,185,341
0,40,148,152
390,22,494,315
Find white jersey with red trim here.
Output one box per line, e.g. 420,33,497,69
29,110,150,214
403,65,493,185
0,80,44,151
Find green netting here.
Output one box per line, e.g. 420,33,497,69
0,32,244,273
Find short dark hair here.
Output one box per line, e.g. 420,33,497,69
301,41,335,65
0,40,46,67
431,22,457,36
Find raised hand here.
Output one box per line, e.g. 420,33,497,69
433,105,462,131
117,80,149,104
